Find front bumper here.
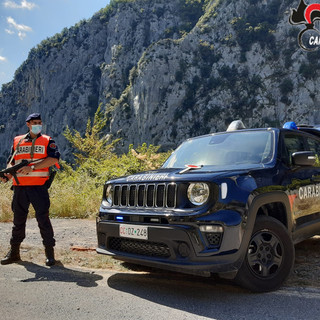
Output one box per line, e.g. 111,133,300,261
96,216,245,276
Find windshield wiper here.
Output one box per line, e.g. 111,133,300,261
179,164,203,174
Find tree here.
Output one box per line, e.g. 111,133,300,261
64,104,119,165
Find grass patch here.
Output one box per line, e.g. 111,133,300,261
0,183,15,222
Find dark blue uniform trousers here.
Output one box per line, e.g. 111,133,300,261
11,185,55,247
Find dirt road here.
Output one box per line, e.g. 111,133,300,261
0,218,97,250
0,218,320,288
0,218,125,270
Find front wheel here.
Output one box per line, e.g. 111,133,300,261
235,216,295,292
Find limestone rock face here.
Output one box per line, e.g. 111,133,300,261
0,0,318,164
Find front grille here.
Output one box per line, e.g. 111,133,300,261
112,183,177,208
108,237,171,258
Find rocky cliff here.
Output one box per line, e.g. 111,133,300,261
0,0,319,164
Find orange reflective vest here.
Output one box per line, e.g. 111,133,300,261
12,134,51,186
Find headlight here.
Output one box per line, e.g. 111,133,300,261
105,184,113,205
187,182,210,206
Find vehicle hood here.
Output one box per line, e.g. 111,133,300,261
106,165,270,184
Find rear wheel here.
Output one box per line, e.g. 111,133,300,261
235,216,294,292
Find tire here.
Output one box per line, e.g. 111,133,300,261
235,215,295,292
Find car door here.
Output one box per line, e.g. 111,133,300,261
281,131,320,233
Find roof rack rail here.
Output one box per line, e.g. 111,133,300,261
297,124,313,128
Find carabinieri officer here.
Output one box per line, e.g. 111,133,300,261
0,113,60,266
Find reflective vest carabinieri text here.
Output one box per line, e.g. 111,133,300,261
13,134,50,186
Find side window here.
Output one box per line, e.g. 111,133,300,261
306,136,320,162
283,134,305,165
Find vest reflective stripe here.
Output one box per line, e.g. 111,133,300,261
12,134,50,186
17,172,50,178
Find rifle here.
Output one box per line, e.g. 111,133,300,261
0,160,30,185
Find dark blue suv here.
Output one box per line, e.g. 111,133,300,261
96,122,320,292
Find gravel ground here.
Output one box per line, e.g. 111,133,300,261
0,218,122,270
0,218,97,249
1,218,320,288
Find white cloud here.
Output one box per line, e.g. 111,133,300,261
7,17,32,32
6,16,32,39
5,28,14,34
0,56,7,62
3,0,37,10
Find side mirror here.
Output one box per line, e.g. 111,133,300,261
292,151,316,166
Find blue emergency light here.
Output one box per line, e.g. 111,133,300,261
283,121,298,130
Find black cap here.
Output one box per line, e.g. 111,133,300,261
26,113,41,122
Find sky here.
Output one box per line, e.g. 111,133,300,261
0,0,110,88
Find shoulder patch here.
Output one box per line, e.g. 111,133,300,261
49,143,57,149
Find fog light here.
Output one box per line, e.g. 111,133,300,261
200,225,223,233
178,243,190,258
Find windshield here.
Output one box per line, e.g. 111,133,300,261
163,130,275,170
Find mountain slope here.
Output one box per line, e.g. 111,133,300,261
0,0,318,164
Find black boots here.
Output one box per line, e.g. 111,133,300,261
1,244,55,266
1,244,21,265
45,246,55,266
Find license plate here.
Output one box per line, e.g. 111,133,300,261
119,224,148,240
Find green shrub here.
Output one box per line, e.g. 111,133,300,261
47,142,171,219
